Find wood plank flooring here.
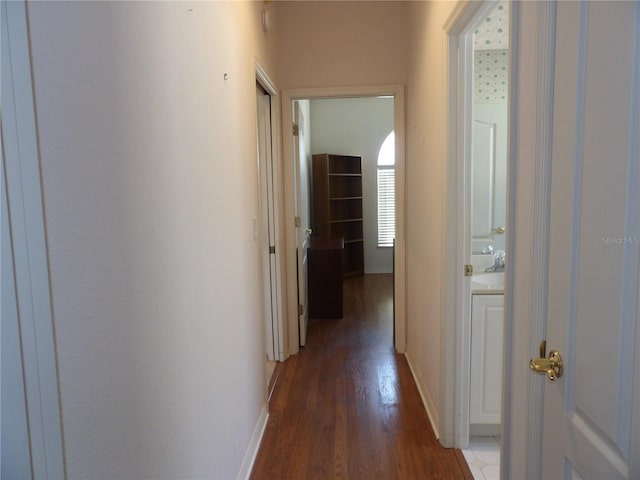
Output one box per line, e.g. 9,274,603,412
251,274,473,480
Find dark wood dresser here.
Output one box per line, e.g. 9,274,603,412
308,237,344,319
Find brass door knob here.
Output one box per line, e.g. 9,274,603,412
530,350,563,381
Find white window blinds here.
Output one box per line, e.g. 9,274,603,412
377,167,395,247
377,132,395,247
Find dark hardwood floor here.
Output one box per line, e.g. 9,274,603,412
251,274,473,480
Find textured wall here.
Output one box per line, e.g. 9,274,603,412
275,1,408,89
405,0,459,436
27,1,277,477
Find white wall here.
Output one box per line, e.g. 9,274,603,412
405,0,459,435
26,1,278,477
309,98,394,273
275,1,408,89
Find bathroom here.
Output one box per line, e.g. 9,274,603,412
462,2,508,479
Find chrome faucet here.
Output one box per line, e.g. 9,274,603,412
481,244,494,255
485,250,506,272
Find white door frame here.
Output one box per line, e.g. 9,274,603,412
292,101,310,347
502,2,557,477
256,61,286,362
281,85,406,356
441,0,502,449
1,1,65,476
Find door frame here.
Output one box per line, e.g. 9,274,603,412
256,61,286,362
502,2,556,478
1,1,65,476
281,85,406,356
292,101,310,347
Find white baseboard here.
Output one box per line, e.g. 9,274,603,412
236,405,269,480
404,351,440,440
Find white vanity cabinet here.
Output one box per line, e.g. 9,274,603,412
470,294,504,428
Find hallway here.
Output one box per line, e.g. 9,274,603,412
251,274,473,479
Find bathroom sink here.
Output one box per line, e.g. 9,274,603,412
472,272,504,290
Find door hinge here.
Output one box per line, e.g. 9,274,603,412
293,123,299,136
295,216,302,228
298,304,304,315
269,245,276,254
464,264,473,277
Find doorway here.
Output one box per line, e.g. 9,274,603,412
256,63,286,403
442,0,511,471
282,85,406,358
463,3,510,477
295,97,395,347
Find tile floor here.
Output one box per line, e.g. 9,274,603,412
462,436,501,480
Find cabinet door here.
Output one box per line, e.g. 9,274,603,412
470,294,504,425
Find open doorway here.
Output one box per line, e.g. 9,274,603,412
462,2,509,477
282,85,406,358
443,0,510,477
297,97,395,347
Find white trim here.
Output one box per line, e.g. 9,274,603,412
502,2,559,477
271,98,286,361
628,6,640,474
256,60,286,362
443,1,474,34
281,85,406,356
525,3,557,477
405,351,440,440
256,60,277,97
1,1,65,477
236,406,269,480
500,0,520,475
256,86,277,361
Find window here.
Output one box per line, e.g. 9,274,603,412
377,132,395,247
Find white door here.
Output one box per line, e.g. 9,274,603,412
536,2,640,478
257,86,281,361
293,102,310,346
472,103,508,253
